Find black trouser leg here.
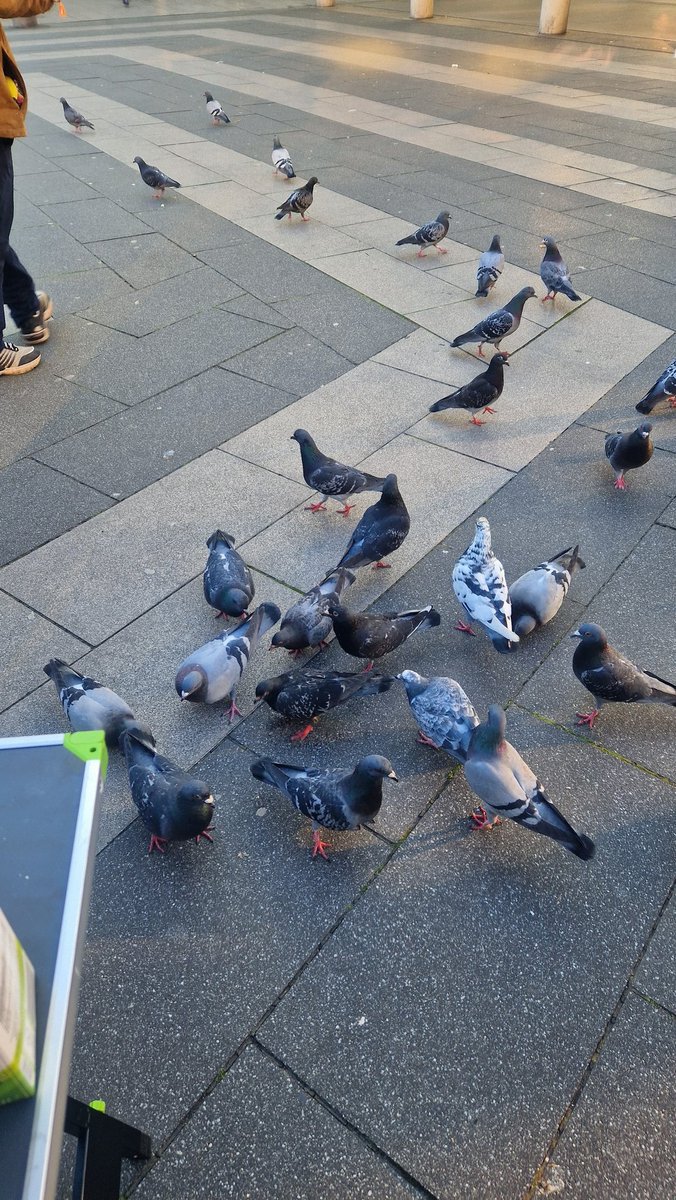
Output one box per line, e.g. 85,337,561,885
0,136,39,343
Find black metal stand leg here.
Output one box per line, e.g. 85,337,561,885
65,1096,152,1200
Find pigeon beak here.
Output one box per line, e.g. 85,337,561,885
570,629,583,640
539,241,546,248
206,795,215,808
388,770,399,782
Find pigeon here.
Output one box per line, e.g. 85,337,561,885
292,428,387,516
396,211,450,259
250,754,398,859
605,422,653,490
571,623,676,729
475,234,504,298
429,353,508,426
60,97,94,132
397,670,479,760
327,601,441,668
636,358,676,414
43,659,154,750
450,287,535,357
175,602,281,721
132,156,181,198
452,516,519,652
203,530,255,620
271,568,355,656
275,176,318,221
204,91,230,124
120,729,215,854
509,545,585,638
255,668,395,741
333,474,410,571
272,134,295,178
539,236,581,303
463,706,595,860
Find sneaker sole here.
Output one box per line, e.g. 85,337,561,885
0,354,41,375
23,327,50,345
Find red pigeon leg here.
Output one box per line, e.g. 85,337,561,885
291,723,315,743
477,343,485,357
371,561,391,570
195,827,214,844
454,620,476,636
336,502,355,517
417,731,439,748
576,709,600,729
305,500,327,513
148,834,168,854
436,245,448,254
483,407,496,414
470,806,500,830
301,213,309,221
669,397,676,408
614,475,627,490
416,247,427,259
228,699,243,722
470,415,485,426
311,829,331,860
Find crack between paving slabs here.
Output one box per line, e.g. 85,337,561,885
629,987,676,1021
523,875,676,1200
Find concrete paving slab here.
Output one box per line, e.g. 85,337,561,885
11,143,52,176
14,169,98,205
518,523,676,781
132,200,247,253
258,707,675,1199
430,258,589,328
135,1042,419,1200
0,451,309,645
196,240,334,304
566,230,676,285
224,327,353,394
61,737,387,1142
0,593,88,713
238,213,363,262
0,459,113,568
309,248,465,316
86,232,198,288
222,293,294,329
242,433,511,598
658,499,676,529
634,896,676,1014
35,369,296,499
551,994,676,1200
580,264,676,325
40,197,152,243
180,180,274,220
577,331,676,456
78,266,243,337
271,290,414,363
0,374,123,469
462,196,611,242
11,222,101,277
375,323,542,382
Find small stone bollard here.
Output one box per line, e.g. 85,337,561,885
13,17,39,26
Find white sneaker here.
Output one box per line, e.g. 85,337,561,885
0,341,41,375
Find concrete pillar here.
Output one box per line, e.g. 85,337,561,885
316,0,335,8
539,0,571,35
410,0,434,17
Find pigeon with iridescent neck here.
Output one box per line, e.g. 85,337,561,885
292,428,386,516
175,602,280,721
271,568,355,656
204,91,230,124
120,730,215,855
571,623,676,730
451,287,535,357
397,670,478,759
605,422,653,490
539,236,581,303
396,212,450,258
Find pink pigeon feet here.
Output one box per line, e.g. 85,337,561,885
337,503,355,517
436,245,448,254
454,620,476,636
228,700,243,723
614,476,627,490
305,500,327,513
311,829,331,860
470,806,500,830
416,248,428,259
148,835,168,855
576,709,600,729
195,827,215,845
416,731,439,748
470,415,485,427
541,293,555,303
371,561,391,570
291,723,315,743
670,397,676,408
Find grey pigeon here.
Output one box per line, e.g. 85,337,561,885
292,428,386,516
133,156,181,198
571,622,676,729
476,234,504,297
60,97,94,132
397,670,479,760
464,706,595,860
605,422,653,489
636,358,676,414
203,530,255,620
327,600,440,667
451,287,535,357
271,568,355,656
275,176,317,221
43,658,154,750
539,236,581,303
175,602,280,721
429,353,508,425
334,473,410,571
272,134,295,178
120,729,214,854
396,211,450,258
204,91,230,124
509,545,585,638
255,668,395,742
250,753,398,859
452,516,519,652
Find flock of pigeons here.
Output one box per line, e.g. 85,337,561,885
48,91,676,864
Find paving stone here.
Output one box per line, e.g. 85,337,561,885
310,248,467,317
10,143,52,176
374,324,541,385
0,458,113,567
658,499,676,529
78,266,242,336
14,170,98,205
222,293,294,330
238,212,363,261
0,451,309,645
61,737,387,1142
0,373,123,469
40,197,152,244
578,202,676,249
567,230,676,284
131,200,247,252
34,315,134,395
517,523,676,782
462,196,610,242
633,895,676,1014
224,327,353,394
135,1043,419,1200
551,994,676,1200
0,593,88,713
393,168,501,210
35,369,296,498
197,240,334,304
11,196,53,231
474,172,604,212
577,331,676,455
23,130,104,160
54,151,170,212
258,709,675,1200
272,289,414,363
11,222,101,277
86,232,198,288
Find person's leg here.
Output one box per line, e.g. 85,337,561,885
0,137,41,374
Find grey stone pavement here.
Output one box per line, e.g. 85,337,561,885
1,2,675,1197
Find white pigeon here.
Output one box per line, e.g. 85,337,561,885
509,545,585,638
452,516,519,652
271,134,295,179
204,91,230,125
175,603,280,721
